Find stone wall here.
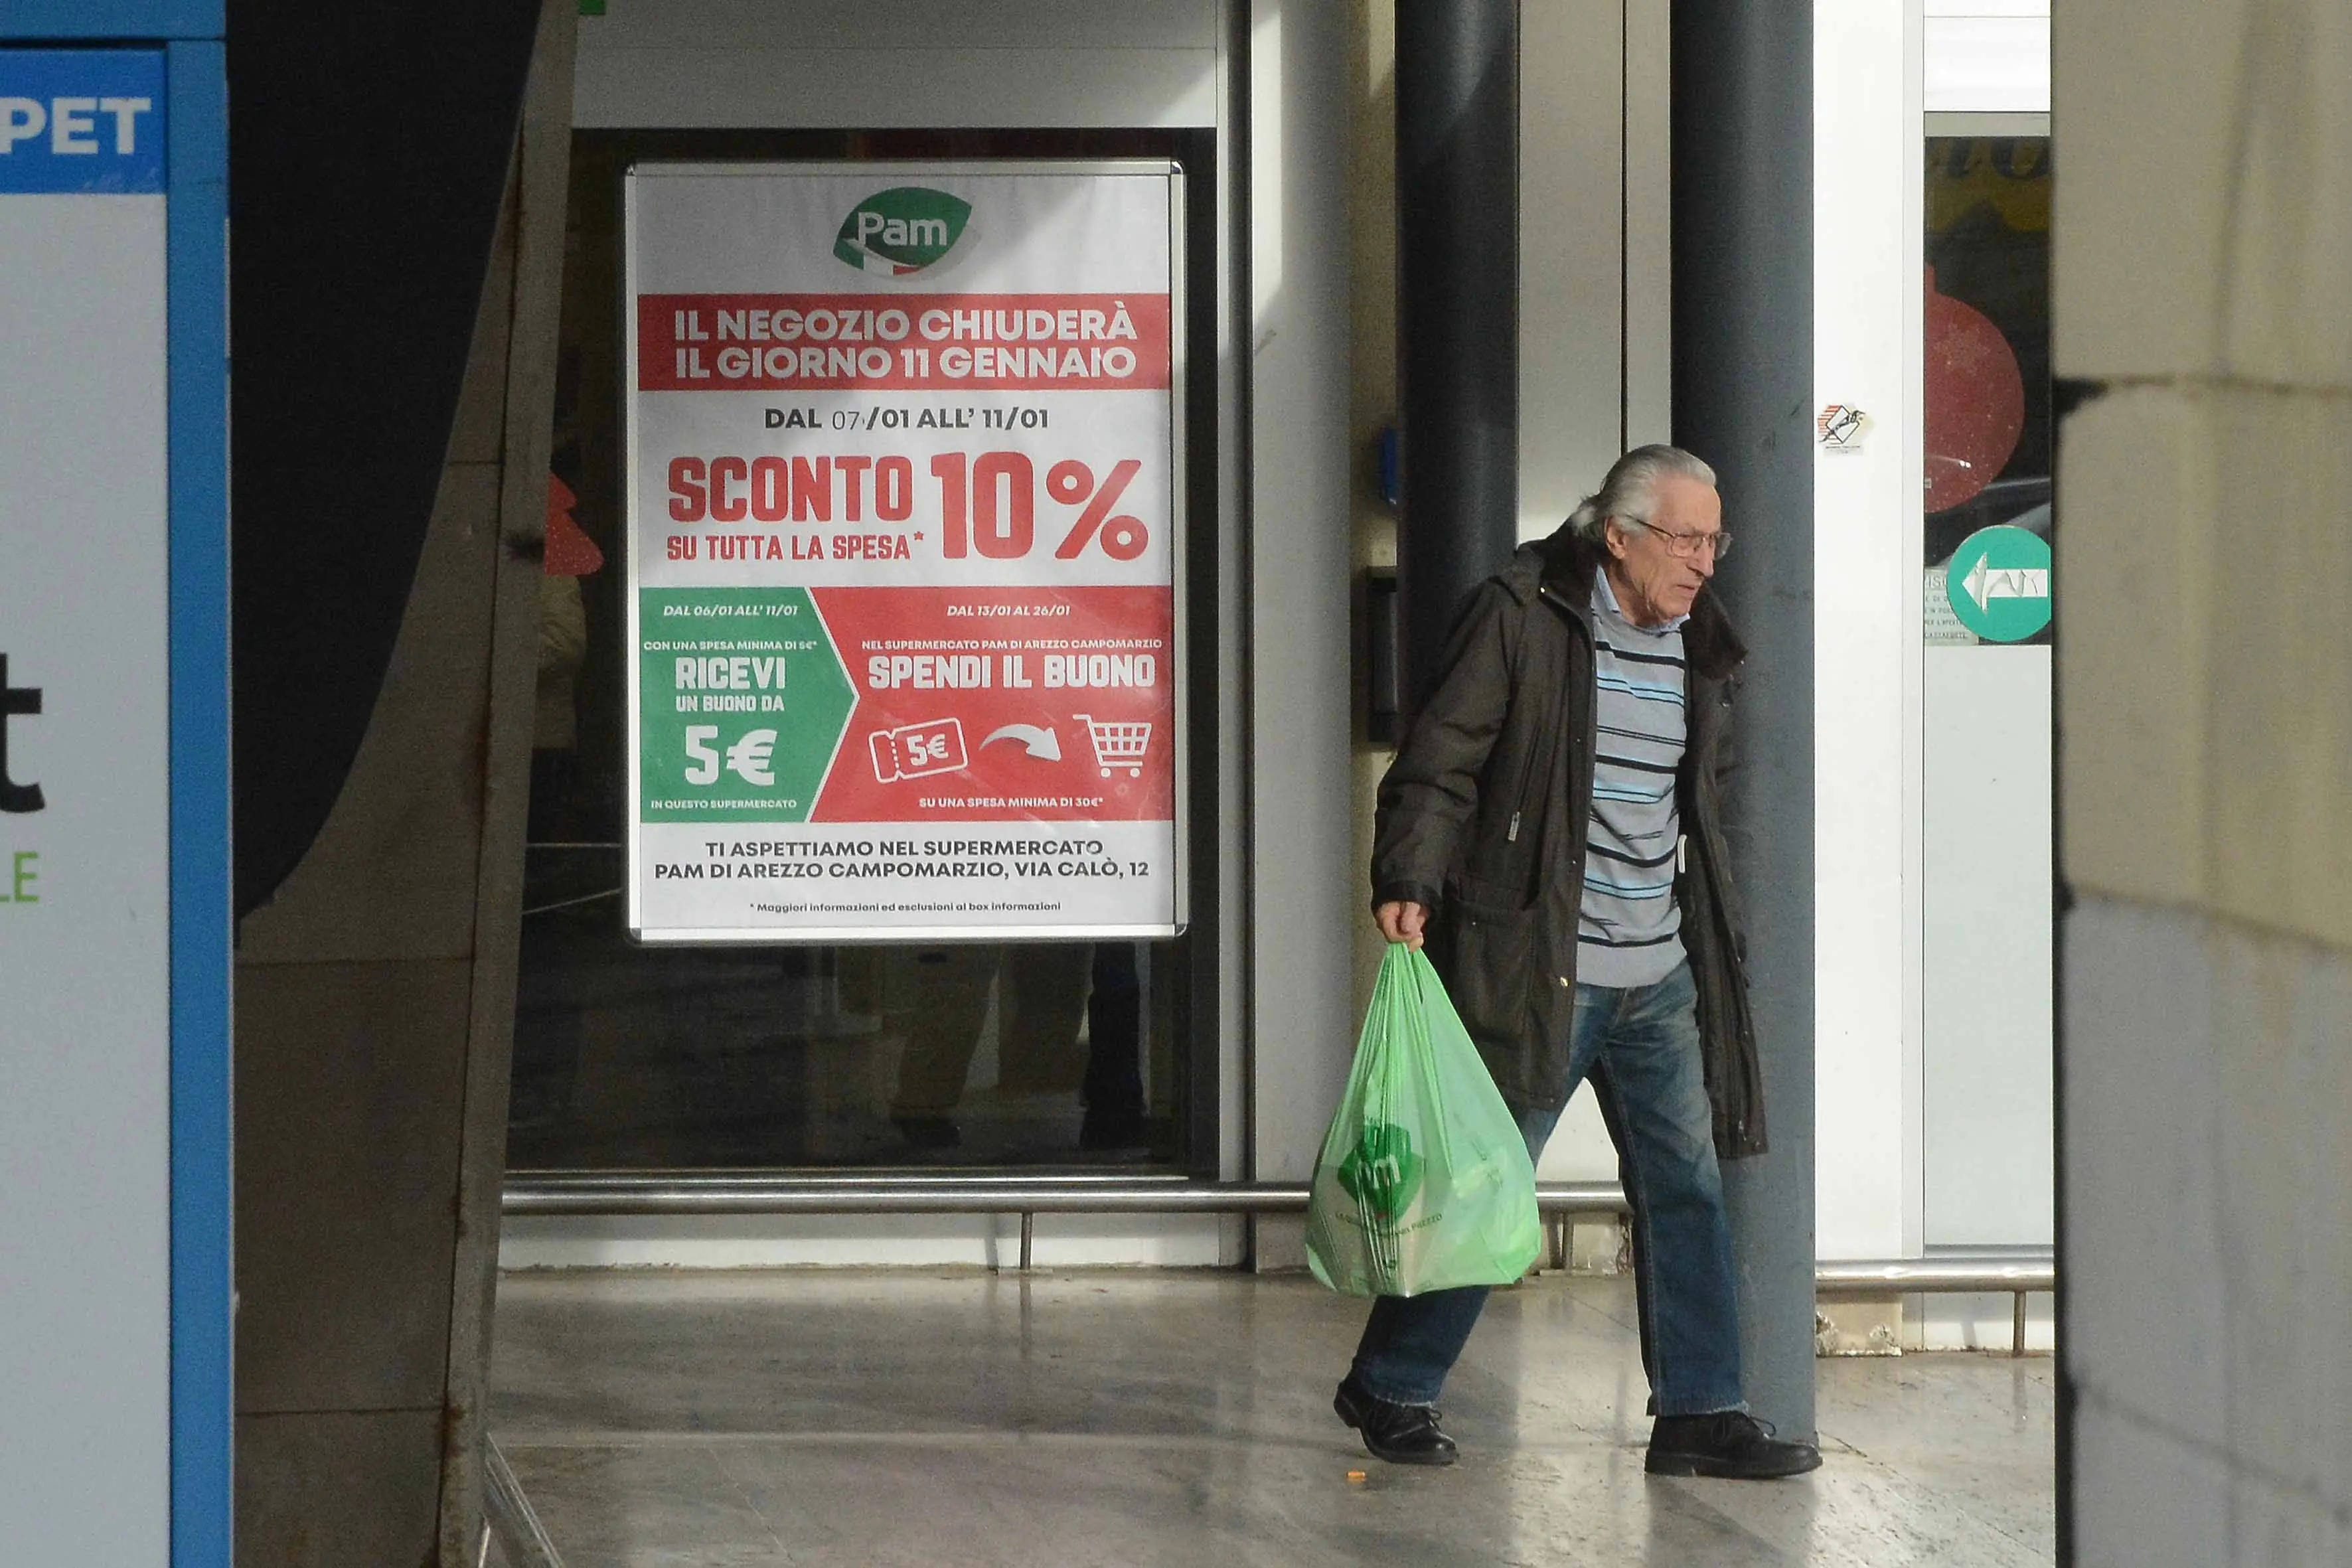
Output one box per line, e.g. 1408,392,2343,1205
2057,1,2352,1560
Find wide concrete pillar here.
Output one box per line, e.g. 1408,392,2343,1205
2055,2,2352,1561
228,4,574,1562
1669,0,1816,1441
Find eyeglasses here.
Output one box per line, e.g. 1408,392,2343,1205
1615,514,1733,560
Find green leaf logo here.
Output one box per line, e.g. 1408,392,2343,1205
1338,1122,1425,1225
833,187,973,275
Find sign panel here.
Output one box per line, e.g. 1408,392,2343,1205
625,162,1186,943
1946,522,2052,642
0,44,173,1562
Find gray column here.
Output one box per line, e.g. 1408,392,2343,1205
1669,2,1816,1439
1394,0,1518,712
227,4,577,1562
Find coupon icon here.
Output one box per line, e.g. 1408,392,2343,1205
870,718,968,782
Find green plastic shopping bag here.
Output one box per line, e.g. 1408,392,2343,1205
1306,943,1542,1296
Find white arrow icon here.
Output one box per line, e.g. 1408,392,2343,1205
725,729,778,786
981,723,1061,761
1961,558,2050,611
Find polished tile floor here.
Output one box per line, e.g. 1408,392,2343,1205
491,1270,2055,1567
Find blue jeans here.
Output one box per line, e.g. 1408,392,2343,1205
1348,962,1745,1415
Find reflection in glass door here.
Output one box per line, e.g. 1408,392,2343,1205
1921,136,2055,1247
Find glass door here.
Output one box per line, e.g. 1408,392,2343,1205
509,128,1225,1178
1921,133,2055,1247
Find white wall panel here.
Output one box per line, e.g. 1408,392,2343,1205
1247,0,1358,1186
581,0,1217,50
1622,0,1673,450
574,0,1220,128
1518,0,1625,541
1925,17,2051,113
1812,0,1923,1261
1924,646,2055,1245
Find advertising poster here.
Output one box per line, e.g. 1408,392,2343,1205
0,47,175,1558
625,162,1185,943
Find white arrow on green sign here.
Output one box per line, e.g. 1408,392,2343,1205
1946,524,2053,642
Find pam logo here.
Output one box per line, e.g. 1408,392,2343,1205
833,187,973,275
1338,1122,1424,1226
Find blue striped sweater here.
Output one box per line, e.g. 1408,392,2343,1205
1578,571,1687,987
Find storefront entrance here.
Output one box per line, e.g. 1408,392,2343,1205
509,129,1227,1183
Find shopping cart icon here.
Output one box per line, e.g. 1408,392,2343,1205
1072,714,1152,778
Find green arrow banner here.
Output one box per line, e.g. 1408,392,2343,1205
637,588,856,821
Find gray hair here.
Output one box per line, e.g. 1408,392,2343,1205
1567,444,1717,540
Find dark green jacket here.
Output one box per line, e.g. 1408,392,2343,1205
1370,528,1767,1158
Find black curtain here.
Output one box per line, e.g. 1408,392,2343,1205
228,1,542,915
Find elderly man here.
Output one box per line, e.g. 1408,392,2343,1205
1332,443,1819,1480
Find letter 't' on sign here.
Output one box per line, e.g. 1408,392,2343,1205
0,655,43,813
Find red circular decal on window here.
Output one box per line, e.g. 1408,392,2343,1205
1924,268,2025,512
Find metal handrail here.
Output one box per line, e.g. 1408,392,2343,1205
1816,1256,2055,1292
503,1173,1630,1217
1818,1253,2055,1355
500,1175,2053,1354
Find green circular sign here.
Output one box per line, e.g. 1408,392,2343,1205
1946,524,2053,642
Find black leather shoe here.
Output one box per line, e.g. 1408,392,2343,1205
1334,1375,1458,1466
1645,1410,1822,1478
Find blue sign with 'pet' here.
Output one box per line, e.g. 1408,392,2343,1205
0,49,165,193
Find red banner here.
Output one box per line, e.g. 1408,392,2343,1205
638,292,1172,392
810,585,1174,823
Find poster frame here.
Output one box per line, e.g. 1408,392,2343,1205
621,157,1190,947
0,14,232,1565
164,40,232,1568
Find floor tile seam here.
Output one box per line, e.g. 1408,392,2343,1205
1810,1433,2010,1486
700,1441,801,1559
1946,1509,2064,1563
1548,1292,1642,1337
1652,1488,2036,1568
1634,1477,1827,1567
497,1427,1470,1450
1817,1448,2060,1559
1524,1412,1672,1454
234,1403,447,1419
495,1427,1659,1461
497,1270,1315,1289
491,1279,1247,1291
1782,1443,2062,1562
496,1407,1707,1448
